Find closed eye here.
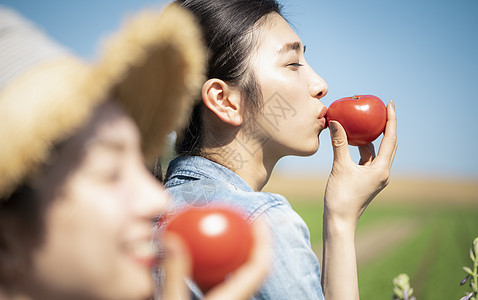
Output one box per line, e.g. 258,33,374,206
287,63,304,70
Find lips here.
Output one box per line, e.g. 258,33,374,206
124,240,160,267
318,106,327,128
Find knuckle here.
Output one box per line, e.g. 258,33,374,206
332,137,348,149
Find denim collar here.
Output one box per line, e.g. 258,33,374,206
165,155,254,192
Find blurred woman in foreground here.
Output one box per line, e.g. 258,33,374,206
0,4,269,300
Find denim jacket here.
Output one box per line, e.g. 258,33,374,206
164,155,325,300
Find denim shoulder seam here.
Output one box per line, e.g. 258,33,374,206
169,169,211,180
246,193,289,222
164,170,212,188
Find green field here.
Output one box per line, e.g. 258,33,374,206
290,200,478,299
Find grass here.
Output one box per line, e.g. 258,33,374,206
290,200,478,299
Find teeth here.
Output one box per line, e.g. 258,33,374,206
126,242,159,258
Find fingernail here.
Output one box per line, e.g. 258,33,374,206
329,121,338,133
390,100,395,109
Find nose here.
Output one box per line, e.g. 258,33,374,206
309,69,328,100
133,167,170,220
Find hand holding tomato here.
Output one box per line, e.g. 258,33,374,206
160,213,270,300
164,206,254,293
326,95,387,146
320,102,397,300
324,100,397,223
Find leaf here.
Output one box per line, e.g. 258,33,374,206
463,266,474,276
471,280,477,291
393,286,403,298
473,237,478,254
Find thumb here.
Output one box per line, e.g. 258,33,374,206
161,232,191,300
329,121,352,164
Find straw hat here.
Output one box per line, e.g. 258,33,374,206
0,4,206,199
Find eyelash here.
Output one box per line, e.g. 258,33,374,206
287,63,303,69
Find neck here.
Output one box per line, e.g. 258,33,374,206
203,139,279,192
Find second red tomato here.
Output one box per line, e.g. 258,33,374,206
165,206,253,292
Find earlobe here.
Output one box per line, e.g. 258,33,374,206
202,79,243,126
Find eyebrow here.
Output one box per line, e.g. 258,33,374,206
87,137,130,155
96,139,127,152
278,42,306,54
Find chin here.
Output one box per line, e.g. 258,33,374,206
289,141,319,157
126,273,155,299
296,149,318,157
111,284,153,300
108,269,154,300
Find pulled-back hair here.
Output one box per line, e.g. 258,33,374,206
174,0,282,156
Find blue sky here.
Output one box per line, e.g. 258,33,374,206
2,0,477,179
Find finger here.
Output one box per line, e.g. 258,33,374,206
375,101,398,168
358,143,375,165
329,121,352,165
161,232,192,300
204,217,271,300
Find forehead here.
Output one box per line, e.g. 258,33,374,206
45,102,139,174
68,102,139,153
29,101,140,199
84,103,139,149
255,13,302,53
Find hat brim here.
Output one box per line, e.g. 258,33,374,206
0,4,205,198
93,3,206,162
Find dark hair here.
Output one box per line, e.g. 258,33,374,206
0,139,80,285
174,0,282,156
0,184,44,285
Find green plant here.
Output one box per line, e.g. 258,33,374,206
459,237,478,300
392,273,416,300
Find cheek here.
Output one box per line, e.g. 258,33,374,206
32,181,130,294
260,73,302,102
277,107,322,154
71,179,130,232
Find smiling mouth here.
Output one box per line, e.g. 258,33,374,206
124,240,161,267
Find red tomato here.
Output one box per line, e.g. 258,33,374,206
326,95,387,146
165,206,253,292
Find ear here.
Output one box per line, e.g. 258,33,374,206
202,79,243,126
